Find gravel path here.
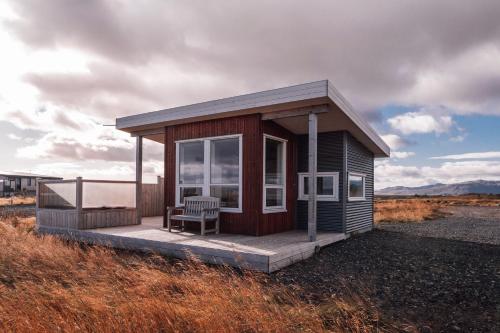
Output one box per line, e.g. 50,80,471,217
378,206,500,245
274,207,500,332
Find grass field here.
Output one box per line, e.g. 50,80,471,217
0,195,35,207
374,195,500,224
0,213,391,332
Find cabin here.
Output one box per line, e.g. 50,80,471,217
36,80,390,272
117,80,390,238
0,172,62,197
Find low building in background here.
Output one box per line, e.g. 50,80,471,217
0,171,62,197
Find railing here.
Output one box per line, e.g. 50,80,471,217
37,178,138,230
38,178,136,210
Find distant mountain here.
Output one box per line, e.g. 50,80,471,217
376,180,500,196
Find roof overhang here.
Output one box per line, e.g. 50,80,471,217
116,80,390,157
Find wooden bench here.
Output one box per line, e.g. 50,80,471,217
166,196,220,235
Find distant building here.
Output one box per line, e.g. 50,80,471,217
0,171,62,196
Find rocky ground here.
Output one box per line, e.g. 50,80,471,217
379,206,500,245
274,206,500,332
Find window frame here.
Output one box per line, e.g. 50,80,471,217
297,172,339,201
262,134,287,213
175,134,243,213
348,172,366,201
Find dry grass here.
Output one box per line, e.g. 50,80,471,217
425,194,500,207
0,213,392,332
374,199,444,224
374,194,500,224
0,195,36,207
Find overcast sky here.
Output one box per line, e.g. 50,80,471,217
0,0,499,188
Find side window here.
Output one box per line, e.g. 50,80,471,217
348,173,365,201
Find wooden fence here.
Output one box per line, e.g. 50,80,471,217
142,176,164,217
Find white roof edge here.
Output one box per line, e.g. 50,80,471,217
116,80,329,130
326,81,390,157
115,79,390,157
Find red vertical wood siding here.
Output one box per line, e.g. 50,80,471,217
163,114,297,236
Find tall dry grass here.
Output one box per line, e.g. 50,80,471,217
0,195,36,206
374,199,444,224
0,214,395,332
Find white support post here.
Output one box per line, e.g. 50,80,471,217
136,136,143,225
308,112,318,242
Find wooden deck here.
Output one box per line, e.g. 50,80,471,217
37,217,347,272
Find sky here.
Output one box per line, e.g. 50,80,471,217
0,0,499,188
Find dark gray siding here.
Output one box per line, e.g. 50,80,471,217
345,133,374,233
296,132,344,232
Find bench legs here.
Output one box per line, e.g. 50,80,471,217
166,215,218,236
201,213,206,236
167,209,171,232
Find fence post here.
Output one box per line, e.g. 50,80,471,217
76,177,83,229
35,178,41,226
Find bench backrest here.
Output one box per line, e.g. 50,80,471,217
184,196,220,218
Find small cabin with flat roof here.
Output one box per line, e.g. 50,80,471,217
116,80,390,240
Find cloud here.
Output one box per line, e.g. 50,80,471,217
380,134,412,150
16,132,135,162
375,160,500,189
7,133,21,140
387,111,454,135
26,161,162,183
391,151,415,159
450,134,467,142
431,151,500,160
3,0,500,120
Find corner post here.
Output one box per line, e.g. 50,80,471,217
308,112,318,242
76,176,83,228
35,177,41,226
136,136,143,225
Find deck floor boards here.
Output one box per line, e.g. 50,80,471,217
38,216,346,272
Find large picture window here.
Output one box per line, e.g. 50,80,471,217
263,135,286,212
298,172,339,201
176,135,242,212
348,172,366,201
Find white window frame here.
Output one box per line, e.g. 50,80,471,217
348,172,366,201
262,134,287,213
298,172,339,201
175,134,243,213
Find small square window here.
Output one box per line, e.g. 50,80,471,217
348,173,366,201
298,172,339,201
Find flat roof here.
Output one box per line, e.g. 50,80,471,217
0,171,62,179
116,80,390,157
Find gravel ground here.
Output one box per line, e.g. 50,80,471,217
273,208,500,332
378,206,500,245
